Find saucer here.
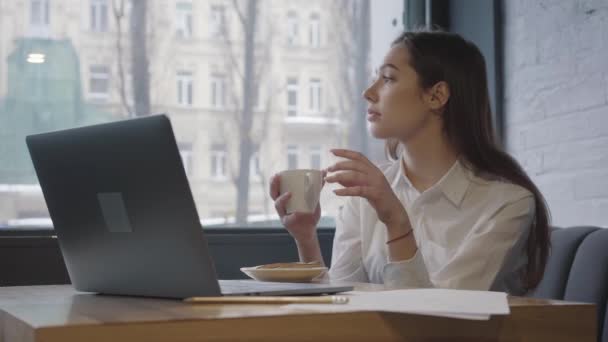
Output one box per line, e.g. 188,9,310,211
240,263,328,283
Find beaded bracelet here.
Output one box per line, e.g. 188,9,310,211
386,229,413,244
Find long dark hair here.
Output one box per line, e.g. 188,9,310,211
388,30,550,290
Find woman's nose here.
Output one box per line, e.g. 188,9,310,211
362,85,377,103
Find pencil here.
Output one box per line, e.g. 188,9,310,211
183,295,349,304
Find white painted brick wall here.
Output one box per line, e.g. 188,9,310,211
504,0,608,228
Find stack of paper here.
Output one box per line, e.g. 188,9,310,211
284,289,509,320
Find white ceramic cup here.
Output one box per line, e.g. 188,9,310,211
279,169,323,214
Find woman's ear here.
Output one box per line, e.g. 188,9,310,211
425,81,450,111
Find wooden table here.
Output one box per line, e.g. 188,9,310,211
0,284,596,342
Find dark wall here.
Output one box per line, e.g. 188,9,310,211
434,0,504,141
0,228,335,286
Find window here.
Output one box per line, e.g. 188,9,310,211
210,143,227,180
310,145,321,169
90,0,108,32
30,0,50,27
177,71,193,106
309,13,320,48
309,78,322,113
176,2,193,39
210,74,226,109
286,11,298,46
209,5,226,38
89,65,110,100
287,145,298,170
1,1,379,229
286,77,298,116
179,143,193,175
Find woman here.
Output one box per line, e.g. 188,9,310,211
269,30,550,294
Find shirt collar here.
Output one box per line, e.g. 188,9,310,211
394,154,471,207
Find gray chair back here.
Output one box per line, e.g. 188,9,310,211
530,226,598,299
563,228,608,342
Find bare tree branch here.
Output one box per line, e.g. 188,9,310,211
112,0,133,117
231,0,246,27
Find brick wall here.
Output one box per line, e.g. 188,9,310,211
503,0,608,227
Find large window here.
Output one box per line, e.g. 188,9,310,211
0,0,380,229
90,0,108,32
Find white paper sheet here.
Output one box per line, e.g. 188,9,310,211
284,289,509,320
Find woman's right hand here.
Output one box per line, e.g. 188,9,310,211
270,174,321,244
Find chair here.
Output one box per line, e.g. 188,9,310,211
530,226,598,299
529,226,608,341
564,228,608,342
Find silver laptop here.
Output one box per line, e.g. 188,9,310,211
26,114,352,299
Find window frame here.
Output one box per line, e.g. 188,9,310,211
88,64,110,100
176,2,193,39
286,77,299,116
210,73,226,109
286,11,298,46
210,143,228,181
30,0,50,28
209,4,227,38
287,144,299,170
308,78,322,113
176,71,194,107
308,12,321,48
90,0,109,32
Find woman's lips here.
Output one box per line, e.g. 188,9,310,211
367,110,381,122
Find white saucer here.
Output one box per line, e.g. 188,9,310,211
240,266,328,283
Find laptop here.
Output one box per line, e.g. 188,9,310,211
26,114,352,299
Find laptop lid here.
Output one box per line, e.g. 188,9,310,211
26,115,223,299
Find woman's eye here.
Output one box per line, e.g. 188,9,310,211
382,76,394,83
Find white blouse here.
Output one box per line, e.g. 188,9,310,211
328,155,535,295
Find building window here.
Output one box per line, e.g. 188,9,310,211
287,144,298,170
178,143,193,175
211,74,226,109
309,78,322,113
286,11,298,46
310,145,321,169
287,77,298,117
209,4,226,38
309,13,320,48
90,0,108,32
176,2,193,39
211,143,227,180
30,0,50,27
89,65,110,100
177,71,193,106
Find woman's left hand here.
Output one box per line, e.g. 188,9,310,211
325,149,409,228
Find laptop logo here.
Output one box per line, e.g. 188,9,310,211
97,192,133,233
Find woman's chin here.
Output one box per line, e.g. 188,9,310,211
368,124,391,139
